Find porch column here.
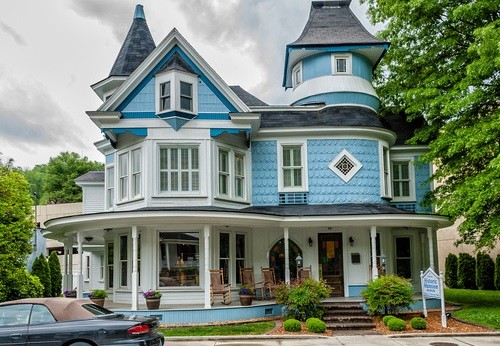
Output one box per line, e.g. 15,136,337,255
427,227,435,270
203,225,211,309
63,238,71,291
131,226,139,311
77,232,84,298
67,236,74,291
284,227,290,284
370,226,378,280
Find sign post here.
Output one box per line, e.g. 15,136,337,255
421,267,446,327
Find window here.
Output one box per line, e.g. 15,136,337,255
180,81,193,111
159,232,200,287
380,145,391,197
395,237,412,279
283,146,302,188
106,166,114,209
30,304,55,325
84,255,90,281
292,62,302,88
131,149,141,197
159,81,171,111
234,153,245,198
332,54,352,74
159,146,199,193
235,234,246,284
0,304,31,326
118,153,128,201
119,235,128,287
218,149,229,196
218,232,246,285
217,147,247,200
107,242,114,289
99,254,104,282
219,232,230,283
393,161,412,200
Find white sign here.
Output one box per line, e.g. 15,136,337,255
422,268,441,299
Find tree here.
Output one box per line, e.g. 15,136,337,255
457,253,477,289
48,251,62,297
0,166,38,301
22,164,48,204
31,254,52,297
361,0,500,248
44,152,103,203
445,253,458,288
476,252,494,290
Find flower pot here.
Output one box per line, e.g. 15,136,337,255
146,298,161,310
239,295,253,306
90,297,105,307
64,294,76,298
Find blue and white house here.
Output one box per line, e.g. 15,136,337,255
45,1,450,314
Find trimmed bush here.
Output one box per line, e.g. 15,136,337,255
495,254,500,290
361,275,414,315
31,254,51,297
457,253,476,289
410,317,427,330
305,317,326,333
48,251,62,297
0,268,43,301
387,317,406,331
382,315,396,326
283,318,301,332
476,252,494,290
275,279,330,321
444,253,458,288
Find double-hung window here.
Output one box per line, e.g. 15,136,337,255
159,146,200,193
392,161,411,199
218,149,229,196
131,149,141,197
282,145,303,188
219,231,247,286
217,147,247,200
118,153,128,201
180,81,193,111
156,72,198,115
234,153,245,198
159,81,171,111
106,166,114,209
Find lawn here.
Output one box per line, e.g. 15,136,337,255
160,321,276,337
445,288,500,329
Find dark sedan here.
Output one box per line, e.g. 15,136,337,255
0,298,164,345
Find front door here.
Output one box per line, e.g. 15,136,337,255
318,233,344,297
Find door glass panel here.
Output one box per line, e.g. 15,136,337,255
318,233,344,296
395,237,412,279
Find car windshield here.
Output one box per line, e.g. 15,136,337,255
81,304,116,316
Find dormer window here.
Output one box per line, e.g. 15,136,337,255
332,54,352,74
292,62,302,88
180,81,193,111
159,81,171,111
155,71,198,115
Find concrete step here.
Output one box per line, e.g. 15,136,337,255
326,322,375,330
323,315,373,323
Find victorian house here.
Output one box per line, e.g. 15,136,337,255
45,1,450,315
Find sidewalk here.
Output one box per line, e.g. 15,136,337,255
165,333,500,345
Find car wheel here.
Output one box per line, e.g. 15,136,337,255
68,342,93,346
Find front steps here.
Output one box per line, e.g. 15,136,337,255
322,301,376,332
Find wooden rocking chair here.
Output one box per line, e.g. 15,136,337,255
261,267,281,299
240,267,264,300
297,265,312,283
209,269,232,305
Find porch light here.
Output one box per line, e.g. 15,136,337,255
349,236,354,246
85,236,94,242
308,237,313,247
295,254,303,268
380,253,386,266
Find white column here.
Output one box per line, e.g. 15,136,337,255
427,227,435,270
284,227,290,284
203,225,211,309
131,226,139,310
77,232,84,298
370,226,378,280
67,236,74,291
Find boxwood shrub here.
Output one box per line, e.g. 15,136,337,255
305,317,326,333
283,318,301,332
410,317,427,330
382,315,396,326
387,317,406,331
361,275,414,315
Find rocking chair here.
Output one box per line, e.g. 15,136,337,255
209,269,232,305
297,265,312,283
261,267,281,299
240,267,264,300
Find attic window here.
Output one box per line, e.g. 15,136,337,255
332,54,352,74
292,62,302,88
159,81,171,111
329,149,362,183
155,71,198,116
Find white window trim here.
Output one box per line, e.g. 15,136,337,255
119,234,129,289
379,143,392,198
116,146,143,204
331,53,352,75
118,153,128,202
277,139,308,193
216,145,248,201
105,165,115,210
157,144,201,195
390,155,416,202
217,230,248,286
155,70,198,116
131,148,142,198
292,61,302,88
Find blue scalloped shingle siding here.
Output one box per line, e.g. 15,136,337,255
251,141,278,205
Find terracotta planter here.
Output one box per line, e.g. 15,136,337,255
239,295,253,306
90,297,105,307
146,298,161,310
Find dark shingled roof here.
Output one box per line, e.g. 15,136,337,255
289,1,385,47
260,106,383,128
229,86,268,107
156,52,197,75
109,5,156,77
380,113,427,145
74,171,104,183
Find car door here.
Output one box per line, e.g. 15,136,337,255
0,304,31,346
25,304,60,346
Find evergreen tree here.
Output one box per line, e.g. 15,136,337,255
48,251,62,297
495,254,500,290
476,252,495,290
31,254,52,297
457,253,477,289
444,253,458,288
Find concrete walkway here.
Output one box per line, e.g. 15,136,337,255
165,333,500,346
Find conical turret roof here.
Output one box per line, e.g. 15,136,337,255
109,4,156,76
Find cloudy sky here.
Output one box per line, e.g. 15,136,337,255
0,0,378,169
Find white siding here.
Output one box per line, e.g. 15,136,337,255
82,185,105,213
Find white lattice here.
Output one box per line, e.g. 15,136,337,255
329,149,362,182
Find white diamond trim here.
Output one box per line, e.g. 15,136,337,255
329,149,363,183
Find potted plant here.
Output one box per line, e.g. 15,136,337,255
143,289,162,310
238,284,254,306
89,289,108,307
63,289,76,298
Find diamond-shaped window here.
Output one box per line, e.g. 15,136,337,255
329,149,362,182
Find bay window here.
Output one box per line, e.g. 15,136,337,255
217,147,247,200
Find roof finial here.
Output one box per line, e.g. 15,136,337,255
134,4,145,20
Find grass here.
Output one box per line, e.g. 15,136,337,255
160,321,276,337
445,288,500,329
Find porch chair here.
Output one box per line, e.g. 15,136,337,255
240,267,264,300
261,267,281,299
209,269,232,305
297,265,312,283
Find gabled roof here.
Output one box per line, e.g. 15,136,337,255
156,51,197,75
109,5,156,77
74,171,104,184
229,86,268,107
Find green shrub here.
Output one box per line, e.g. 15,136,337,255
476,252,494,290
445,253,458,288
495,254,500,290
275,279,330,321
458,253,476,289
31,254,51,297
305,317,326,333
361,275,414,315
410,317,427,330
0,268,43,301
283,318,301,332
387,317,406,331
48,251,62,297
382,315,396,325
